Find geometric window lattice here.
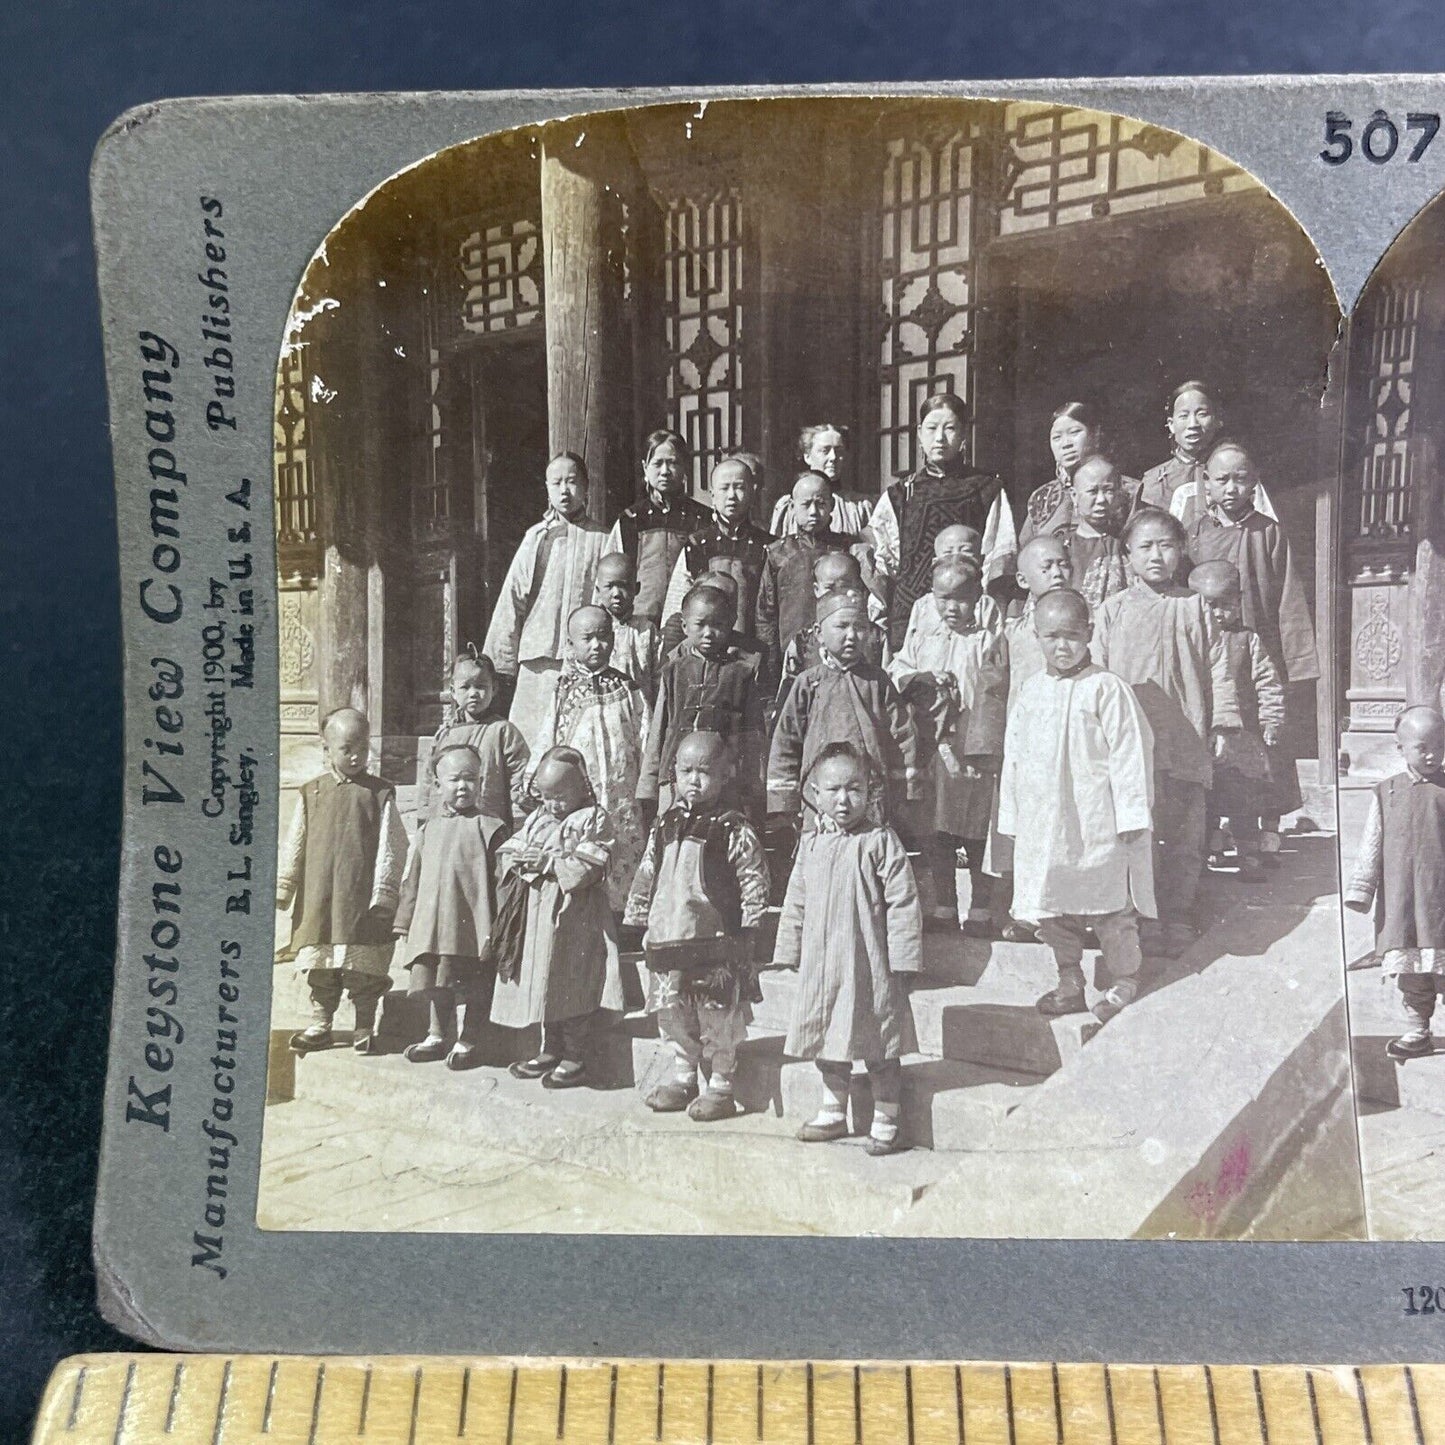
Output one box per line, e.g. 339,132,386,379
274,346,316,547
1359,282,1423,541
877,127,981,482
662,189,745,495
460,216,543,335
999,104,1251,236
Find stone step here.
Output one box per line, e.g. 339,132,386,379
274,1036,967,1235
1353,1033,1445,1117
941,993,1101,1076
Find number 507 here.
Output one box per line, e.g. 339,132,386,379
1322,110,1440,165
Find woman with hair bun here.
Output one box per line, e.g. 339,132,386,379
768,423,874,537
868,392,1017,651
1023,402,1137,539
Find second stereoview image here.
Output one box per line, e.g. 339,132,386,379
258,96,1360,1239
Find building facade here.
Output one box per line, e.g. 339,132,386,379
275,98,1340,787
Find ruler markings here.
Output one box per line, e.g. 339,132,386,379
164,1361,184,1436
1310,1371,1330,1445
210,1360,231,1445
32,1358,1445,1445
66,1364,86,1433
110,1360,134,1445
261,1361,278,1434
1360,1369,1378,1445
1405,1368,1425,1445
308,1363,327,1445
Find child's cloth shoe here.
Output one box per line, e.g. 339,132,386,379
646,1079,700,1112
796,1117,849,1143
687,1090,739,1121
1388,1033,1435,1061
289,1025,333,1054
1035,986,1088,1016
445,1042,481,1071
1000,918,1038,943
404,1035,450,1064
865,1130,908,1156
509,1054,560,1080
1092,977,1139,1024
542,1061,588,1089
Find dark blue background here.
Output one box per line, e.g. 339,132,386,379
2,2,1440,1435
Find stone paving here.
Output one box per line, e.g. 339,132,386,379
260,804,1363,1239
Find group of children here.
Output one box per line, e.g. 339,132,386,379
278,382,1330,1154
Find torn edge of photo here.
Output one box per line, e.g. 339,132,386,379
90,77,1445,1360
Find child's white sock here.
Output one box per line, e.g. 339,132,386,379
870,1101,900,1143
810,1068,849,1127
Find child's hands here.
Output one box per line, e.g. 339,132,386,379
368,904,396,929
1118,828,1147,845
1344,895,1372,914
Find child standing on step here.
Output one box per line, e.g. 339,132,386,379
775,550,887,711
1094,507,1213,957
393,744,510,1069
999,590,1156,1025
1345,706,1445,1062
775,742,922,1155
624,731,770,1121
489,747,622,1089
1187,559,1285,876
277,707,409,1055
418,648,530,829
594,551,663,707
529,605,651,911
889,558,1008,933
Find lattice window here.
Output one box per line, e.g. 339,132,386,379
999,105,1250,235
460,217,543,334
662,190,744,495
274,347,315,547
1358,282,1423,541
877,128,980,482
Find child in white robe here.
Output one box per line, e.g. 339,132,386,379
999,590,1156,1025
483,452,609,738
889,558,1008,932
774,742,922,1155
528,605,651,911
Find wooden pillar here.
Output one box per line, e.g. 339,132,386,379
540,121,628,524
1409,437,1445,709
746,105,864,514
1315,314,1347,773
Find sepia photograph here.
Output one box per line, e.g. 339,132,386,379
258,95,1359,1240
1339,184,1445,1240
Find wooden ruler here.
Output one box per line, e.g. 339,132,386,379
30,1356,1445,1445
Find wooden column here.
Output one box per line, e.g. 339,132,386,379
540,121,628,523
745,104,864,513
1315,314,1347,773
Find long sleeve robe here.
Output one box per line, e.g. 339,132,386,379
1094,581,1214,787
888,610,1009,838
528,663,652,909
998,664,1156,922
1186,508,1318,683
775,821,921,1061
767,656,918,823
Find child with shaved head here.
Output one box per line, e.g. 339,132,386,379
896,525,1005,650
775,549,888,711
529,605,651,910
999,590,1156,1023
594,551,662,706
1188,559,1285,876
276,708,409,1054
490,747,622,1087
1346,706,1445,1060
625,731,770,1120
889,557,1008,931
